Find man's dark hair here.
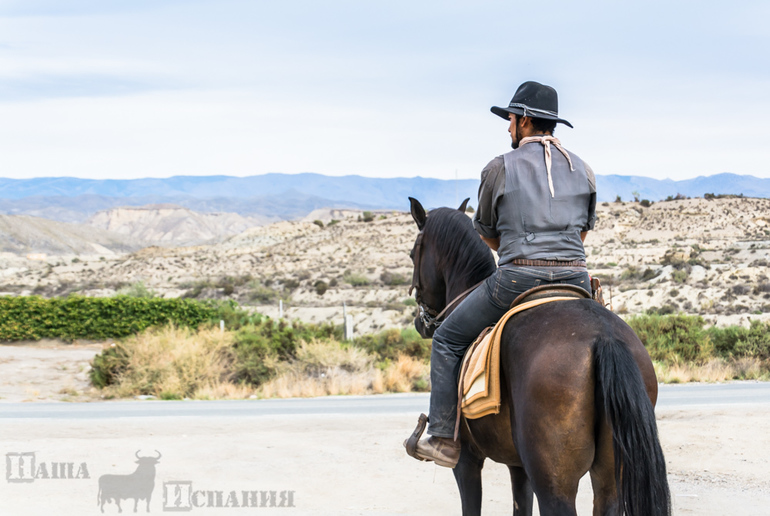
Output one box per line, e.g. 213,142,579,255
516,115,557,135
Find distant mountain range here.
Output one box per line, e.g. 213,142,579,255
0,172,767,222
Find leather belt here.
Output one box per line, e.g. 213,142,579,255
508,259,587,267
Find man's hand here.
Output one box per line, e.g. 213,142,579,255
580,231,588,243
480,235,500,252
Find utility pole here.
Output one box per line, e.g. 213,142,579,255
454,169,458,208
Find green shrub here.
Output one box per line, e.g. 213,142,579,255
707,320,770,359
0,295,219,341
352,327,431,361
671,270,689,283
645,305,677,315
232,319,342,385
343,271,370,286
362,211,374,223
116,281,156,298
314,280,328,296
628,313,714,363
246,281,279,304
313,220,324,228
380,271,407,286
90,344,129,388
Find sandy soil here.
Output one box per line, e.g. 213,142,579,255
0,345,769,514
0,341,102,402
0,408,768,515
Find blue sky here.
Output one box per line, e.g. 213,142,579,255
0,0,768,181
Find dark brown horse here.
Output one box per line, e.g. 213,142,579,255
408,198,670,516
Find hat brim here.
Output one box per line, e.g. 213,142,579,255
490,106,573,128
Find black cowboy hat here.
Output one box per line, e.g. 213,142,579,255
491,81,573,128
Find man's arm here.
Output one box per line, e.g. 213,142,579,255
481,235,500,251
473,156,505,245
582,163,597,240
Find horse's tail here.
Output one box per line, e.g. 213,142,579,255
594,336,671,516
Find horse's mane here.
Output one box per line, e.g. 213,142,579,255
423,208,496,286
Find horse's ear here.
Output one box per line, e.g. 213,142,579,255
408,197,427,230
458,198,470,213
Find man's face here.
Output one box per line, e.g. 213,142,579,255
508,114,521,149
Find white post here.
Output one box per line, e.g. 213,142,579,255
219,320,224,333
343,301,353,340
345,314,354,340
279,299,283,319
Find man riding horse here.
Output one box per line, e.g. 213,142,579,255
406,81,597,468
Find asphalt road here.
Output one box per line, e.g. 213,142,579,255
1,382,769,419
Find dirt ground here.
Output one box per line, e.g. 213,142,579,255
0,340,102,402
1,344,769,515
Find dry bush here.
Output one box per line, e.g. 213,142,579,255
257,339,383,398
193,382,255,400
383,355,430,392
256,340,432,398
102,325,238,399
653,358,770,383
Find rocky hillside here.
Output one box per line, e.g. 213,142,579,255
0,214,138,256
87,205,267,246
1,197,768,332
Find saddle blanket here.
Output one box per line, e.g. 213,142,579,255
458,296,581,419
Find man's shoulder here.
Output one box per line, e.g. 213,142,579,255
481,155,505,181
484,155,505,171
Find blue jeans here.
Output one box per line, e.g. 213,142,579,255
427,266,590,437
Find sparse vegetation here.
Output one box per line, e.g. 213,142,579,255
380,271,407,286
90,325,235,399
343,270,370,286
90,315,433,398
314,280,328,296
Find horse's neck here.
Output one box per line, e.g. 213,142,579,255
444,271,485,304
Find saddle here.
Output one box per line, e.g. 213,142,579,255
454,284,591,438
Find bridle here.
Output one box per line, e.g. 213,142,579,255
409,230,484,332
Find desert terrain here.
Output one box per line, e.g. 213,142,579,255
1,197,769,514
0,197,769,335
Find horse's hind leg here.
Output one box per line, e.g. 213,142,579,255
589,419,620,516
509,466,533,516
514,410,593,515
452,440,484,516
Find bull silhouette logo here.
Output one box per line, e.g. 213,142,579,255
97,450,161,513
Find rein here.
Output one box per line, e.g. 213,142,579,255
410,230,485,331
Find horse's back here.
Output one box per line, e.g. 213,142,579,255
501,299,656,401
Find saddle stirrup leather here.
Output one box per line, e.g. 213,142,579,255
404,413,429,460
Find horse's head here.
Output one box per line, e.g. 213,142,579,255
408,197,472,338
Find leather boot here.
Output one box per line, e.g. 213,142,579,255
410,436,461,468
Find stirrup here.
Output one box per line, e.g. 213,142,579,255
404,413,429,460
